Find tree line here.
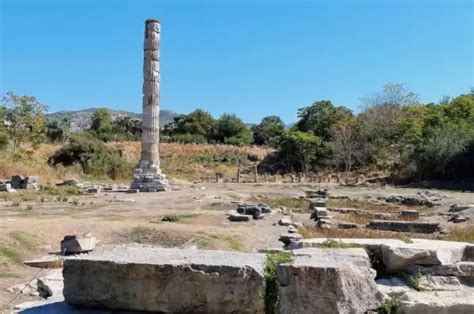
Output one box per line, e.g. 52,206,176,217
1,83,473,181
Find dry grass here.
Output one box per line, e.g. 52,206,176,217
0,142,273,183
327,198,427,213
447,226,474,243
248,196,308,212
303,225,438,241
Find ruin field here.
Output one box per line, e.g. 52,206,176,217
1,181,473,309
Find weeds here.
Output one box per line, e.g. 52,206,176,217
263,252,294,314
160,213,199,223
0,246,22,264
447,226,474,242
409,269,423,291
317,239,361,249
378,297,401,314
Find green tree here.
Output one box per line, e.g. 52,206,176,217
90,109,113,141
214,114,253,146
277,131,322,172
1,92,48,158
112,116,142,141
252,116,285,147
162,109,216,144
295,100,352,140
46,117,71,143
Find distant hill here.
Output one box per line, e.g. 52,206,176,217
46,108,178,131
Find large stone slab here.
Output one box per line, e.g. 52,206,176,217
63,246,265,313
277,248,383,314
381,239,469,272
398,290,474,314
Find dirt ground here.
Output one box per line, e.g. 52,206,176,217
1,181,473,309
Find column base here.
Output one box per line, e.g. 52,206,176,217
130,167,169,192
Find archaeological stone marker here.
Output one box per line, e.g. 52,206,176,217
130,19,168,192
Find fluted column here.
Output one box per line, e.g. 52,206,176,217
140,19,161,172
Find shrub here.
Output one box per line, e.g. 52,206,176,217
317,239,361,248
49,134,133,180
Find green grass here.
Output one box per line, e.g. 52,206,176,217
316,239,361,249
297,226,312,239
128,226,190,247
196,233,245,251
158,213,200,223
378,297,401,314
263,252,294,314
8,231,37,250
0,245,22,264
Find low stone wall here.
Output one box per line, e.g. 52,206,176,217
63,247,266,313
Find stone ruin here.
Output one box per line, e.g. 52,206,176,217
130,19,168,192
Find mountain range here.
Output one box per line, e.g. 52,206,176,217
46,108,178,131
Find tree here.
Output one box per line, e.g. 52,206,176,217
214,114,253,146
252,116,285,147
46,117,72,143
113,116,142,141
359,83,419,169
295,100,352,140
327,118,362,173
162,109,216,144
278,131,322,173
90,109,113,141
1,92,48,158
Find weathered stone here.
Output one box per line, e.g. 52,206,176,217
258,203,272,213
278,218,293,226
463,245,474,261
130,19,168,192
37,269,63,298
309,198,327,209
451,215,468,223
367,220,440,233
287,225,298,233
24,255,63,268
60,233,96,254
63,247,265,313
126,188,140,194
228,213,250,222
449,204,474,213
417,276,464,292
381,239,469,272
401,209,420,219
376,277,412,297
424,261,474,277
337,222,360,229
279,233,303,246
327,207,359,214
277,249,383,314
0,182,12,191
397,290,474,314
291,248,371,267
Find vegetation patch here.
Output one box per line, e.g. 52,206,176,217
409,269,423,291
263,252,294,314
8,231,37,251
159,213,199,223
447,226,474,242
195,233,245,251
249,196,307,212
0,245,22,264
378,297,401,314
316,239,362,249
127,226,192,247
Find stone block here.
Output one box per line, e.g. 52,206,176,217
277,249,383,314
61,233,96,254
401,209,420,219
398,290,474,314
367,220,440,233
63,247,265,313
279,233,303,246
228,213,250,222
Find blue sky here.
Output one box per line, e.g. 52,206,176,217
1,0,472,123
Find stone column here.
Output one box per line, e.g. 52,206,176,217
130,19,168,192
140,19,161,171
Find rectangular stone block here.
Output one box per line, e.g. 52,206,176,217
367,220,440,234
63,247,265,313
277,248,383,314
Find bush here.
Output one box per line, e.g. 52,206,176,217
263,252,294,314
49,134,133,180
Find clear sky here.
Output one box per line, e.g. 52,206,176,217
1,0,473,123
